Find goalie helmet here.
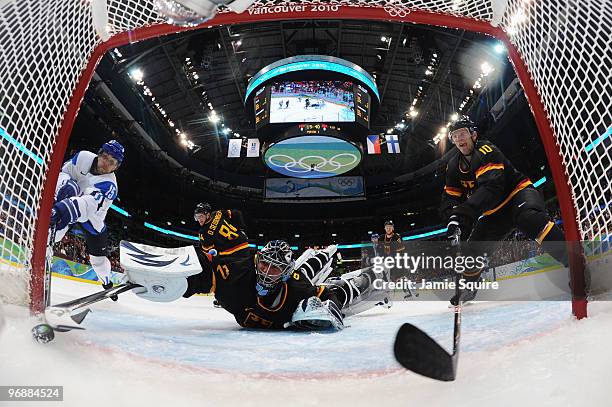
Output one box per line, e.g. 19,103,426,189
255,240,294,295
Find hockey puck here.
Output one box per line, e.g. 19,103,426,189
32,323,55,343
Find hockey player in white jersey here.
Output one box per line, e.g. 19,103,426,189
50,140,124,296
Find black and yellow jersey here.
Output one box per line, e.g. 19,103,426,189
184,251,256,317
440,140,532,220
380,232,404,256
198,209,249,259
234,271,336,329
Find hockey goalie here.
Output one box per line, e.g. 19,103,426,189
120,240,393,331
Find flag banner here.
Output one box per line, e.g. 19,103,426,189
367,135,381,154
246,138,260,157
227,138,242,158
386,134,400,153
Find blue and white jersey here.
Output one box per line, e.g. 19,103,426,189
60,151,118,234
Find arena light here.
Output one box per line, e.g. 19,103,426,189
452,0,463,11
585,126,612,153
402,228,447,241
507,7,528,36
450,113,459,121
143,222,198,241
481,61,493,76
533,176,547,188
409,110,418,118
425,69,433,75
110,204,130,217
209,111,220,123
129,68,144,82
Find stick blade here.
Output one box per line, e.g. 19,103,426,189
394,323,456,381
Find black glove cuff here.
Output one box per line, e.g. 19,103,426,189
451,205,476,224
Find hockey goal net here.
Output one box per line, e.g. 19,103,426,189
0,0,610,316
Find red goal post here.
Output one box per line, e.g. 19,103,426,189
1,0,609,318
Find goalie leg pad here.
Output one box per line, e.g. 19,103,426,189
290,296,344,331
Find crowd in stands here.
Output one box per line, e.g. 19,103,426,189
53,232,123,273
0,202,29,246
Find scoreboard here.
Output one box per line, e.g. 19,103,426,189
253,86,270,128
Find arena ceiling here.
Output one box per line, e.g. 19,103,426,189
93,19,511,179
72,18,548,230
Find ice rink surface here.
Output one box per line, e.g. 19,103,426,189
1,276,612,407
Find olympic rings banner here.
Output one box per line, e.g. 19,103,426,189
265,176,364,199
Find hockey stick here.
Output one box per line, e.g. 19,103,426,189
393,231,462,381
44,225,57,308
44,282,142,331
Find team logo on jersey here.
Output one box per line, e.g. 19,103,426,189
461,180,475,189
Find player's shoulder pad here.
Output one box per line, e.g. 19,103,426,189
475,140,501,152
93,178,118,201
473,140,503,160
69,150,96,171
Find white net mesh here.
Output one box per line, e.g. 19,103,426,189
0,0,610,308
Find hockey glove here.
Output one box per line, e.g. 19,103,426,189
50,198,81,231
447,206,475,240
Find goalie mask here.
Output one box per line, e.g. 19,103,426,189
255,240,294,295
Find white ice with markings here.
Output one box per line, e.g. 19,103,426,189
1,276,612,407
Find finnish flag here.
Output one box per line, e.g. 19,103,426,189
386,134,400,153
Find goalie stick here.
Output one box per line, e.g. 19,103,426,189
43,282,142,332
393,231,462,381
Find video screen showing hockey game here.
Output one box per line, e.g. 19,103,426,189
269,81,356,123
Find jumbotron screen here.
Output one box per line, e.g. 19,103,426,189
269,81,355,123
